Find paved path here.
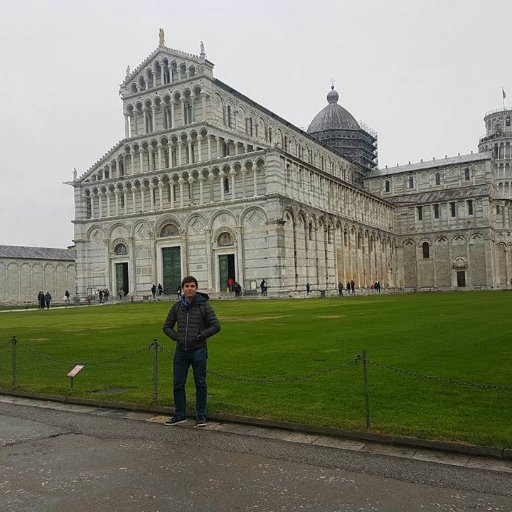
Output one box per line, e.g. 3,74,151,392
0,396,510,511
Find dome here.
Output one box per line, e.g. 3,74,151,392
307,86,360,133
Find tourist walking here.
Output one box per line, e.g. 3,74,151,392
44,292,52,310
163,276,221,427
37,291,45,309
338,282,344,297
157,283,163,296
350,280,355,295
151,284,157,301
260,279,267,296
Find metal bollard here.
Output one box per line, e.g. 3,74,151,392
362,350,371,429
355,351,371,429
151,339,159,401
11,336,17,388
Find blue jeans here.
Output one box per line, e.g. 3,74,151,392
173,346,208,419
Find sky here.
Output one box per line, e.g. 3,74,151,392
0,0,510,248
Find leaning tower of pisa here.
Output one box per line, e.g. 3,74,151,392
478,107,512,198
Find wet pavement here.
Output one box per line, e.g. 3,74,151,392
0,395,511,511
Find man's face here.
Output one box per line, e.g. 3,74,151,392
183,281,198,301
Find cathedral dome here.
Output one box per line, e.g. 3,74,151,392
307,86,360,133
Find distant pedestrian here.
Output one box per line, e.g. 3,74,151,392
99,289,104,303
158,283,163,296
227,277,234,292
338,282,344,297
375,280,381,293
176,285,181,299
350,280,355,295
306,282,310,295
260,279,267,296
64,290,70,303
151,284,157,301
44,292,52,310
38,291,45,309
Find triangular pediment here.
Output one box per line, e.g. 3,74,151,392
120,45,214,97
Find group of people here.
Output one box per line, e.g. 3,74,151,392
98,289,110,303
37,291,52,309
226,277,242,297
151,283,164,300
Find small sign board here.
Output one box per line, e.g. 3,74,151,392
67,365,85,377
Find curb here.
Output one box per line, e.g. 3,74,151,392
1,388,509,461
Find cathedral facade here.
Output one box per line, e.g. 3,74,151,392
69,35,512,298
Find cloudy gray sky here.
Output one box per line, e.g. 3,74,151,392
1,0,510,248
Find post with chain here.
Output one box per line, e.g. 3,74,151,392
362,350,371,429
151,339,159,402
11,336,17,388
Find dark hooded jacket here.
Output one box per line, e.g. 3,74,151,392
162,292,220,351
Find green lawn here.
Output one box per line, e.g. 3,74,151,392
0,291,511,448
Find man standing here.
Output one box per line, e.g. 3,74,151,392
163,276,221,427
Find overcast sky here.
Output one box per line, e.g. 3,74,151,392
1,0,510,248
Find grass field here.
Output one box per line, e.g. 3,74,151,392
0,291,511,448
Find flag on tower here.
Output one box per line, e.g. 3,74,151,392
503,87,507,100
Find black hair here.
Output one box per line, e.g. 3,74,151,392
181,275,198,288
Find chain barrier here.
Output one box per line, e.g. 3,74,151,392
207,359,358,384
14,338,149,367
366,359,512,391
0,339,12,350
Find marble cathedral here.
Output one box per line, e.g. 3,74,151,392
68,32,512,299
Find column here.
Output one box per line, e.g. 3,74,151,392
208,172,215,202
198,137,202,163
241,169,247,198
178,177,184,207
157,144,162,170
207,135,212,160
139,150,144,173
140,187,145,212
236,224,245,286
123,190,128,215
188,176,194,204
106,191,111,217
90,193,95,219
220,171,225,201
114,190,120,216
216,136,221,159
124,114,129,138
130,151,134,175
170,102,175,127
158,183,163,210
199,175,204,204
98,192,103,219
187,140,192,164
149,184,155,210
230,169,236,199
132,189,136,214
178,141,182,166
149,149,154,171
201,93,207,121
170,184,175,209
181,99,185,126
253,167,258,196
